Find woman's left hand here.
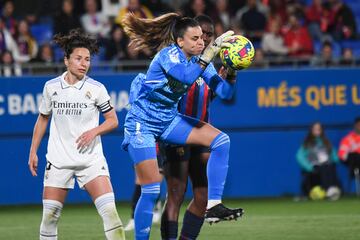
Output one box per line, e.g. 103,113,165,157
218,66,237,84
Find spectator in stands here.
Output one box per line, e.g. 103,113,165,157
141,0,173,17
100,0,121,18
209,0,232,30
338,117,360,179
181,0,212,18
1,0,17,36
305,0,329,41
238,0,267,43
115,0,153,25
235,0,268,24
296,122,341,200
104,24,128,61
53,0,81,35
0,50,22,76
318,1,336,37
126,41,152,61
81,0,111,39
251,48,267,68
228,0,247,17
214,20,225,38
330,0,357,40
33,42,54,63
261,19,289,56
266,0,287,30
285,0,305,22
311,41,337,67
339,47,355,66
14,19,38,62
0,17,27,63
31,43,57,75
283,14,313,57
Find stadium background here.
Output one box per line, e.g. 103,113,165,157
0,0,359,239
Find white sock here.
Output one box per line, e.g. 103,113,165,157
207,200,221,209
40,199,63,240
94,192,125,240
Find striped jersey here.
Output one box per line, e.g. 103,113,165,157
178,77,213,122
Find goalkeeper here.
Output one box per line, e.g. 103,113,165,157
121,12,243,240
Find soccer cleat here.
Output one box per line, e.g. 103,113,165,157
205,203,244,224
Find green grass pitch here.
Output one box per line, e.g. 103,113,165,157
0,197,359,240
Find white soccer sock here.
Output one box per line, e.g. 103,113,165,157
94,192,125,240
207,200,222,209
40,199,63,240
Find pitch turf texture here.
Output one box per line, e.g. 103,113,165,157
1,198,359,240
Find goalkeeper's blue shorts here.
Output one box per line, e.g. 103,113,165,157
122,113,199,164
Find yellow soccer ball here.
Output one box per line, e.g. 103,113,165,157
219,35,255,70
309,186,326,200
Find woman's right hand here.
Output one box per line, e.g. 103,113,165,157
200,30,234,65
28,152,38,176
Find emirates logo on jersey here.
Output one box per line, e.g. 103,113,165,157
52,101,88,115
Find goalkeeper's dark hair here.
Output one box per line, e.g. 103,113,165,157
122,12,200,52
53,28,99,59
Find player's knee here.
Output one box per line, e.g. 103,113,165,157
167,183,186,207
41,200,63,225
94,193,125,240
40,200,63,239
94,192,124,236
210,132,230,151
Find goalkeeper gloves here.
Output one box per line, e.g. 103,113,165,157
199,30,234,66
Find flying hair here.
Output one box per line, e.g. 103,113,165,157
122,12,199,52
53,28,99,59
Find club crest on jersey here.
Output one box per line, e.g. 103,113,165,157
169,53,180,63
85,91,92,99
196,77,204,86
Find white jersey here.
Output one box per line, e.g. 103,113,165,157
39,72,112,168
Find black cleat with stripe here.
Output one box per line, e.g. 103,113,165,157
205,203,244,224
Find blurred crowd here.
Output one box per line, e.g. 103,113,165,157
0,0,359,76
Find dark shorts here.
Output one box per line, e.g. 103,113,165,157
158,143,209,188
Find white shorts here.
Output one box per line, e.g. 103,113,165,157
43,158,110,189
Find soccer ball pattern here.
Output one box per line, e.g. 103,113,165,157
219,35,255,70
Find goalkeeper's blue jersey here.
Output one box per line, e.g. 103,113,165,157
125,43,219,135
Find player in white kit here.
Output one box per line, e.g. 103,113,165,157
28,29,125,240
